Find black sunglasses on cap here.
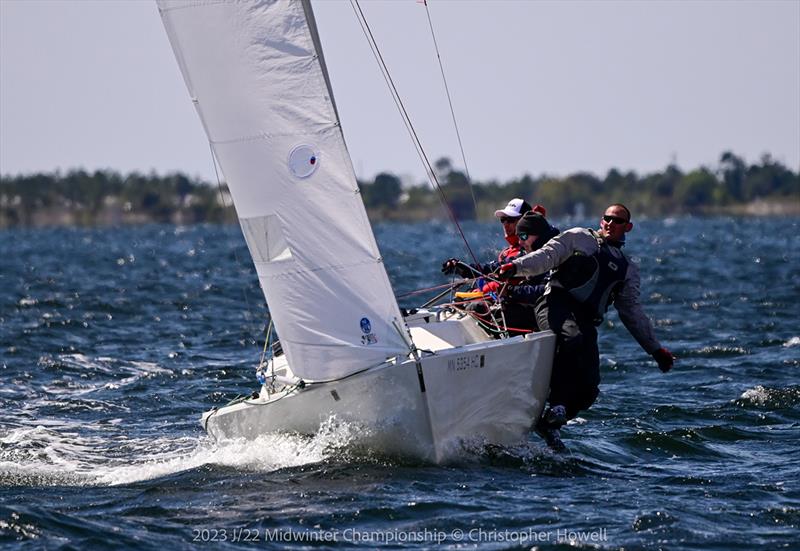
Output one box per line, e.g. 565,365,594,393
603,214,629,224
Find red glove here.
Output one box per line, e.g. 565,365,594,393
481,281,500,294
497,262,517,279
652,347,674,373
533,204,547,216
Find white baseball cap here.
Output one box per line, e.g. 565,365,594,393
494,198,532,218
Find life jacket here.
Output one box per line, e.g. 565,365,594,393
550,230,629,324
498,234,521,263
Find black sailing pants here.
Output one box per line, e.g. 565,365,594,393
534,289,600,420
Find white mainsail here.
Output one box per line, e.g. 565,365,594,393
157,0,409,380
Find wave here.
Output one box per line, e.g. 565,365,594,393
736,385,800,408
632,510,678,532
622,428,728,458
0,417,362,488
688,345,750,357
36,353,172,397
97,418,362,486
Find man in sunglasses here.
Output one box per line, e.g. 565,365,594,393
497,204,674,450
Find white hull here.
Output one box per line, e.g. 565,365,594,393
203,314,555,463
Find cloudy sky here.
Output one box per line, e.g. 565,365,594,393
1,0,798,184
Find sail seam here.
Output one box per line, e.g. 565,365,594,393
158,0,228,14
209,126,338,146
254,257,384,277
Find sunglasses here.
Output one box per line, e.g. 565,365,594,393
500,216,519,224
517,232,534,241
603,214,629,225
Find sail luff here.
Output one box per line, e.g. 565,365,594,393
301,0,341,125
157,0,409,380
299,0,395,287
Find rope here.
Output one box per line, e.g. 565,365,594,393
396,279,472,299
457,303,535,335
258,318,273,369
349,0,480,266
422,0,478,214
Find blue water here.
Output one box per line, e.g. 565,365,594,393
1,218,799,549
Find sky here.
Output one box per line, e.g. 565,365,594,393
1,0,798,185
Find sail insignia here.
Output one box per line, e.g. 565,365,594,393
288,144,320,179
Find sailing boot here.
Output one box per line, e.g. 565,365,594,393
541,404,567,429
534,422,566,452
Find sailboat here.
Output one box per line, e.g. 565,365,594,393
156,0,555,463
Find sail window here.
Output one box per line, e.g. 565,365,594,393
288,144,320,178
240,215,293,263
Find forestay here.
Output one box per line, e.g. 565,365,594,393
157,0,409,380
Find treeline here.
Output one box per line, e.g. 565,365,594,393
1,151,798,227
360,152,799,220
0,170,230,227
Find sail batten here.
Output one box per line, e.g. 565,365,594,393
158,0,409,380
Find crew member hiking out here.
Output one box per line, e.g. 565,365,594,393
498,204,675,450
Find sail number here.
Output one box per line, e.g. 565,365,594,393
447,354,485,372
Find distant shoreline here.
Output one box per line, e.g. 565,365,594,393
1,199,798,229
699,199,800,217
3,153,797,228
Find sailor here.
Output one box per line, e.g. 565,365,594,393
441,198,547,279
497,204,674,449
480,211,559,333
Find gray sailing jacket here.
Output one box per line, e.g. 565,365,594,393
511,227,662,354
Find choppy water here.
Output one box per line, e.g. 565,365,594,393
1,217,798,549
